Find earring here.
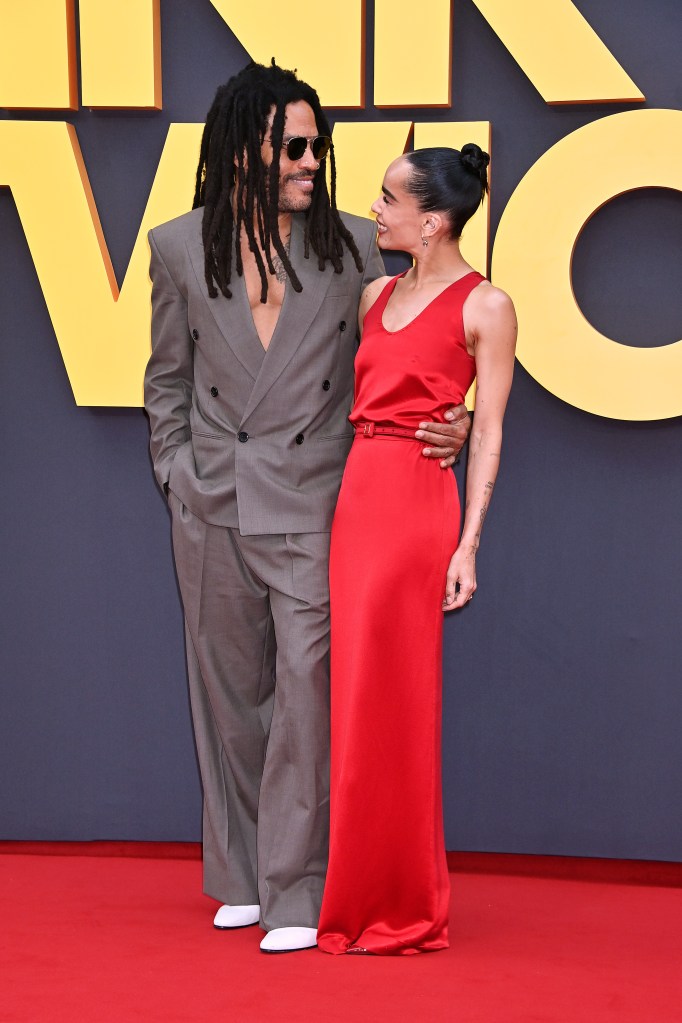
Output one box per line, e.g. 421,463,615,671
421,235,428,247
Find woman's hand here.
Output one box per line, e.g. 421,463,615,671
443,545,477,611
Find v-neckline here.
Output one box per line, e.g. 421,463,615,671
380,270,477,335
250,279,289,355
236,255,291,357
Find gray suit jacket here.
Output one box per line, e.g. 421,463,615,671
144,206,384,534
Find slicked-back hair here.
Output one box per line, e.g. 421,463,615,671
404,144,490,240
192,61,364,302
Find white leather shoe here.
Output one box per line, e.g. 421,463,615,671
260,927,318,953
213,904,260,929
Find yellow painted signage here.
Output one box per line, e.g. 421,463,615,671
493,109,682,421
373,0,643,106
1,0,161,110
3,1,676,421
1,0,641,111
470,0,643,104
0,0,77,109
209,0,365,108
79,0,162,109
0,121,201,405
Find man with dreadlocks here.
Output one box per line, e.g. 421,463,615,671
144,61,469,953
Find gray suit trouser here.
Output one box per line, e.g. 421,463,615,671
169,493,331,930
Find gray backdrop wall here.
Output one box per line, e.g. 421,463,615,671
1,0,681,860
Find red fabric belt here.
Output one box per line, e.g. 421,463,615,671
354,423,418,440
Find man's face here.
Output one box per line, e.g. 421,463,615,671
260,100,323,214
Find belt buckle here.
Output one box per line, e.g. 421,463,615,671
362,423,375,437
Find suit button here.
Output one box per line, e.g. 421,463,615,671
192,328,199,340
210,386,218,397
322,380,331,391
295,434,305,445
238,431,249,443
339,320,346,332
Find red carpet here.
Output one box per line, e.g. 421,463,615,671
2,851,681,1022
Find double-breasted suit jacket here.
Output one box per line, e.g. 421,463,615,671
144,205,384,929
145,206,383,533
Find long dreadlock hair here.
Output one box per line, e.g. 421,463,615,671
192,60,364,302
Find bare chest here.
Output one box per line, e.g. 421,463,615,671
241,248,287,351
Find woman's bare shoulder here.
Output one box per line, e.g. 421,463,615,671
468,280,515,317
360,275,392,311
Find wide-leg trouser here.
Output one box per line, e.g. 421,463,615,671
169,493,331,930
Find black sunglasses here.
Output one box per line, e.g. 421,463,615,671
279,135,333,162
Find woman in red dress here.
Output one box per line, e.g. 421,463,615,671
317,145,517,955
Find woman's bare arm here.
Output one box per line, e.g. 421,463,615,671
443,284,517,611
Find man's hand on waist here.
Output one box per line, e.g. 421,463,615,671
416,404,471,469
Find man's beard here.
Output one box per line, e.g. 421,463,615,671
277,174,316,213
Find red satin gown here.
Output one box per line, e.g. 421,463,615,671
317,270,483,955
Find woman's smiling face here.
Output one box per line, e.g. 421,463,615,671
370,157,425,253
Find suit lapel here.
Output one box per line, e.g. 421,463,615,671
186,232,265,381
240,214,334,426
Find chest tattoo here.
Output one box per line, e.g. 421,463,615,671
271,240,290,284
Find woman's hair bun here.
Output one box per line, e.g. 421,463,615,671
404,144,490,238
460,143,490,178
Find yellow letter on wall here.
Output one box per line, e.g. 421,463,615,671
0,121,203,406
209,0,364,107
492,109,682,421
472,0,643,103
374,0,452,107
79,0,162,108
331,122,413,219
0,0,77,109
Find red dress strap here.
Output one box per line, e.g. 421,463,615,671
362,273,406,329
454,270,486,300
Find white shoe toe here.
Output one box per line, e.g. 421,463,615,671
260,926,318,952
213,904,260,929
